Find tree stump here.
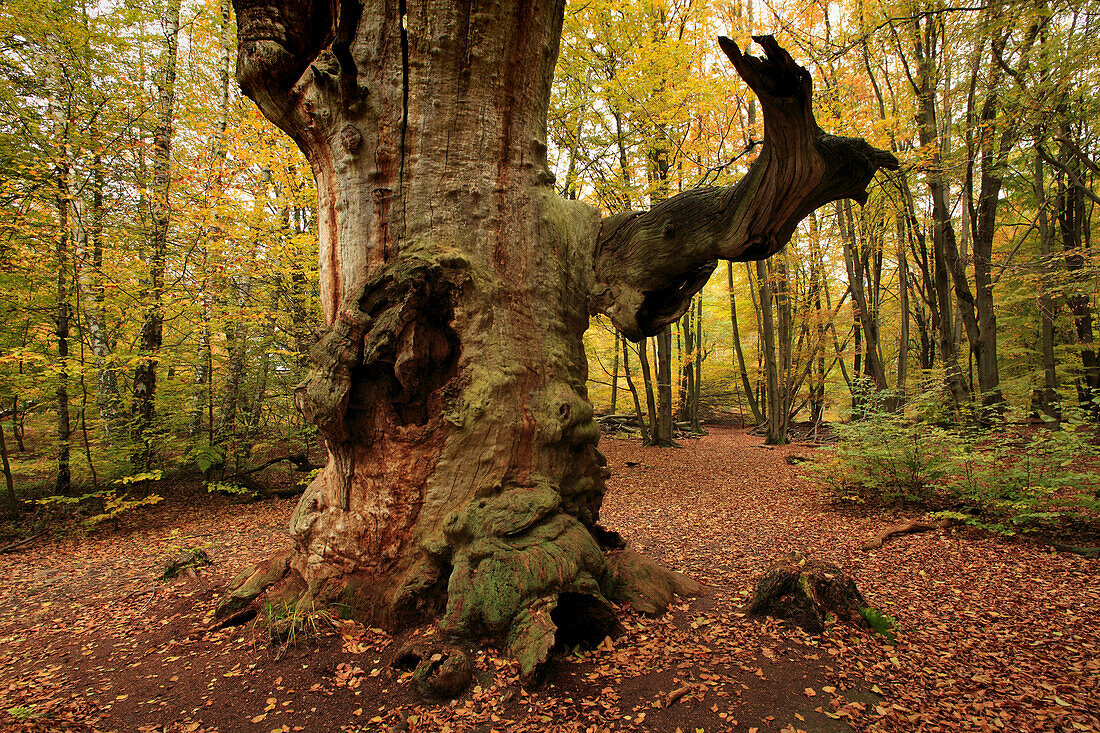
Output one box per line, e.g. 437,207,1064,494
747,553,867,633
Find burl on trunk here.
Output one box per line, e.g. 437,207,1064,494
220,0,896,681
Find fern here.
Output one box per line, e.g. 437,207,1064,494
859,606,898,643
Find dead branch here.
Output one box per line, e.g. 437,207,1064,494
861,519,953,551
229,453,320,477
0,531,45,554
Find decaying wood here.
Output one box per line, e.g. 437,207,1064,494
229,0,896,689
160,548,213,581
861,519,953,551
747,552,868,633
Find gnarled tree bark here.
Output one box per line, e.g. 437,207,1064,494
225,0,895,683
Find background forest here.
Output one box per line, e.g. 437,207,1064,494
2,0,1099,530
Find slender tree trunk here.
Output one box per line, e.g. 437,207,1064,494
654,328,675,445
852,299,864,414
747,262,768,418
648,139,675,447
621,339,648,443
728,262,762,423
895,214,911,401
838,201,889,396
678,307,693,423
192,0,234,438
638,338,658,444
243,336,274,463
191,283,214,437
609,333,619,414
48,54,72,494
10,396,25,453
758,259,785,444
774,255,793,425
219,276,253,445
78,146,121,439
898,179,937,370
1034,143,1060,421
807,214,827,424
1,411,15,517
1058,131,1100,414
691,295,703,433
131,0,181,468
911,14,969,409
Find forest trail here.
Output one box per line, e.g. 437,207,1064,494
1,428,1097,732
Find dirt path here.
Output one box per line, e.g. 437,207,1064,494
1,428,1096,732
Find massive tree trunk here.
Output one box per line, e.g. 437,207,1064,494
227,0,894,681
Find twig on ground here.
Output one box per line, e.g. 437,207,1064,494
861,519,953,551
664,685,691,707
0,531,45,554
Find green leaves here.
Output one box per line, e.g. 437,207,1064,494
820,392,1100,535
188,444,224,474
858,606,898,644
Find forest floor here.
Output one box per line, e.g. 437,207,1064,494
1,428,1097,733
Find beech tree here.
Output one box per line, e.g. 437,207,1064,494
222,0,896,679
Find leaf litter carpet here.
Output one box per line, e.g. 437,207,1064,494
1,428,1097,732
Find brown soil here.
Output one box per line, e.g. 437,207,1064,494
1,428,1097,732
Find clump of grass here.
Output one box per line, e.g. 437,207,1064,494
263,599,334,648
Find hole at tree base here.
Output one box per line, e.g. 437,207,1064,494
212,607,257,629
551,592,623,650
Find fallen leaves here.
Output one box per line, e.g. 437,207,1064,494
0,429,1097,732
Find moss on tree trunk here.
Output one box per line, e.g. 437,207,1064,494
227,0,896,688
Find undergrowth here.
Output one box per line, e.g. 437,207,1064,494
810,385,1100,538
34,470,164,530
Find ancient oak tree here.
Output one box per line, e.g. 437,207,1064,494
222,0,897,679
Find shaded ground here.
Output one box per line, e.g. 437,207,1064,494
1,428,1097,732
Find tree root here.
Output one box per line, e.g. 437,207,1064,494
664,685,692,707
1049,543,1100,559
214,548,291,619
606,547,701,615
861,519,953,551
215,522,698,692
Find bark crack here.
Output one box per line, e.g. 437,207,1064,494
398,0,409,254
